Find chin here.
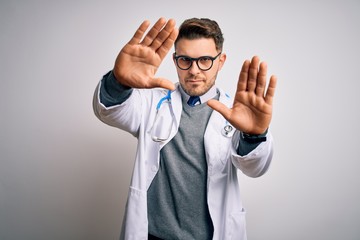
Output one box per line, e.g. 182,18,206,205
180,81,213,96
184,87,204,96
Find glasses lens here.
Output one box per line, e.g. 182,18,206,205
197,57,213,70
177,56,192,70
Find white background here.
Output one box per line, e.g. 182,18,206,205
1,0,359,239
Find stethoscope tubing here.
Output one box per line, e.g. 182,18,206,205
154,90,234,139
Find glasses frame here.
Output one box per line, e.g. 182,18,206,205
173,52,222,71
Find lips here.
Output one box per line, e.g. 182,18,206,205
186,78,204,82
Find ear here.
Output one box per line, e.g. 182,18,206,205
218,53,227,71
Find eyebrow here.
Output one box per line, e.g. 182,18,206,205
174,52,218,58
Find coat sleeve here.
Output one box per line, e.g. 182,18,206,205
230,130,274,178
99,71,133,107
92,80,145,137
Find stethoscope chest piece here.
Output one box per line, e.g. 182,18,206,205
222,124,235,137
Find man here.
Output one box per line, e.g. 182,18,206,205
93,17,277,240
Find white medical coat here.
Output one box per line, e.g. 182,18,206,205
93,82,274,240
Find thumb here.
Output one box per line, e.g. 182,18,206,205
207,99,232,120
152,77,176,91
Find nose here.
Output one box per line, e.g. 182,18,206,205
188,60,201,75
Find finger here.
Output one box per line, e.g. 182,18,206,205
265,75,277,105
207,99,232,120
150,19,177,51
247,56,260,92
128,20,151,45
237,59,250,92
156,27,179,60
151,77,176,91
140,18,167,46
255,61,268,97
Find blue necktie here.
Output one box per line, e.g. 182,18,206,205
187,96,200,106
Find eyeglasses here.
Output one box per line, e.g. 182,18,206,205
173,52,222,71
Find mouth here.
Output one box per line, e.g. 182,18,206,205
186,78,204,83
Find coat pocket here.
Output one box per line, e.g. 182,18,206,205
121,187,148,240
228,208,247,240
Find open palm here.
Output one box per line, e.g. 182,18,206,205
113,18,178,90
208,56,277,135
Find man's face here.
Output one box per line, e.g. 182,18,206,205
174,38,226,96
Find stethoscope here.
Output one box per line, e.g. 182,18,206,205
156,89,172,111
150,90,235,142
222,122,234,137
149,90,176,142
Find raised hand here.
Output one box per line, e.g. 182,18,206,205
207,56,277,135
113,18,178,90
